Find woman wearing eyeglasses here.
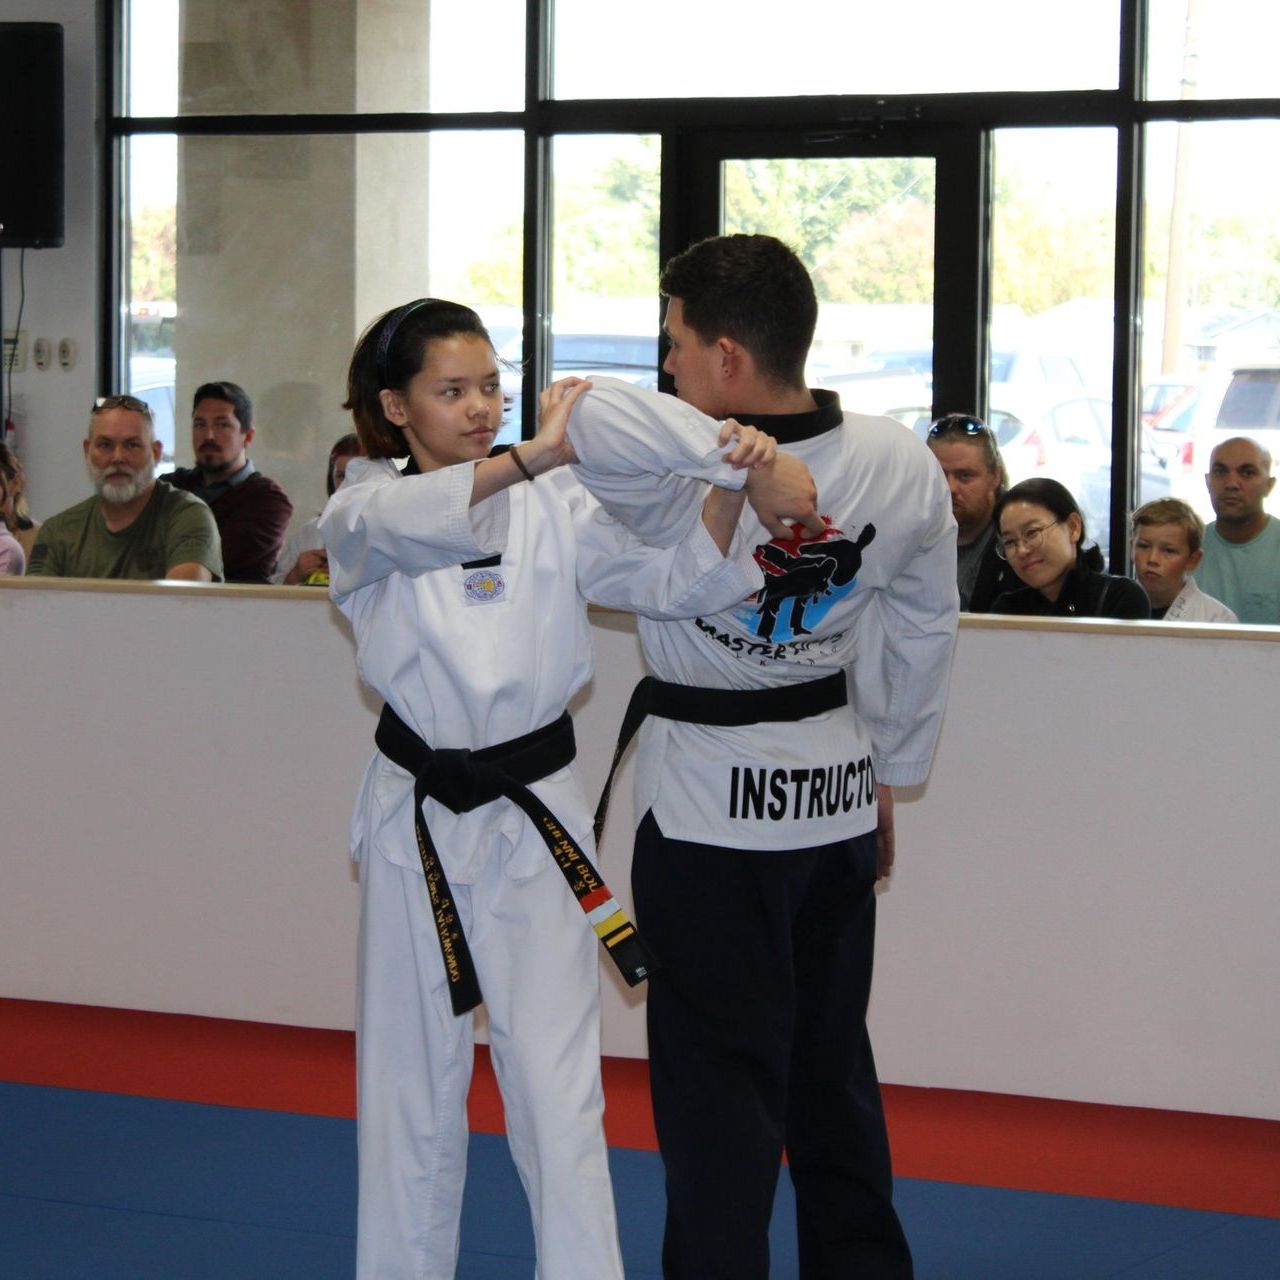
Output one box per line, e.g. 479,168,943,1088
989,477,1150,619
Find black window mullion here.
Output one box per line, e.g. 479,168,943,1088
97,0,120,397
932,127,989,424
1108,0,1149,570
518,0,552,440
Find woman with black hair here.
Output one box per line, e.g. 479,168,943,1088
320,297,773,1279
990,476,1150,619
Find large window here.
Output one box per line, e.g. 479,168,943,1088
112,0,1280,570
552,0,1121,98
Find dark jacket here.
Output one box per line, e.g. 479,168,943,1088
166,467,293,584
966,532,1021,613
991,564,1151,620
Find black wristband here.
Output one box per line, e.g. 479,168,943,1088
509,444,535,482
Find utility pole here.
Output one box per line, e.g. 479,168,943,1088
1161,0,1200,375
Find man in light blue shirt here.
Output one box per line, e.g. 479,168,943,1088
1193,436,1280,623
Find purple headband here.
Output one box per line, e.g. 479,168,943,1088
375,298,432,386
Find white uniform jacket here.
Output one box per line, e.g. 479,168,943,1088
570,379,960,851
1162,576,1237,623
321,455,761,882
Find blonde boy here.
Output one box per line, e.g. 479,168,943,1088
1130,498,1237,622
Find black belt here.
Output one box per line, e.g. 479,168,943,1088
593,671,849,843
375,705,654,1016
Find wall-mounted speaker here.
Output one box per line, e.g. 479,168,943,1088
0,22,65,249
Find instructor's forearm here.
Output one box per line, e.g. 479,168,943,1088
700,485,749,556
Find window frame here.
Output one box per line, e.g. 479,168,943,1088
101,0,1280,572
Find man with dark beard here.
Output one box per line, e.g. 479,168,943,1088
27,395,222,581
166,380,292,583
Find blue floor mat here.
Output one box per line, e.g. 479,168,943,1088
2,1083,1276,1279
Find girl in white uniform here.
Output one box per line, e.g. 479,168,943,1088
320,299,769,1279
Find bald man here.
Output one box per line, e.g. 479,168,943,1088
1193,436,1279,623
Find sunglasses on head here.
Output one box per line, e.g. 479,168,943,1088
92,394,151,415
927,414,989,440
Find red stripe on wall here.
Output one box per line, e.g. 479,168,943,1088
2,999,1276,1218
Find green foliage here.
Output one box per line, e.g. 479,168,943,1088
130,204,177,302
553,137,661,301
725,157,936,304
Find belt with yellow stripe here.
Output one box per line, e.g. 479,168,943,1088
375,704,654,1016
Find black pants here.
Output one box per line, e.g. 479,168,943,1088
633,812,912,1280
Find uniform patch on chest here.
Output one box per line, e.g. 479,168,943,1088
461,565,507,605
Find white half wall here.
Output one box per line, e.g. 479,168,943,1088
3,578,1278,1120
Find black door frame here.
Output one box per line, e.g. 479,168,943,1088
659,124,990,425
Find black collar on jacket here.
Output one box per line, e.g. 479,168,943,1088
725,389,844,445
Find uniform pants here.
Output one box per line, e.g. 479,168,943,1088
632,812,913,1280
355,844,625,1280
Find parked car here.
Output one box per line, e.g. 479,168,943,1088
498,330,659,442
893,389,1171,556
1212,365,1280,444
128,354,177,473
813,366,932,420
1141,375,1203,474
1157,365,1280,519
1142,375,1200,429
855,343,1090,392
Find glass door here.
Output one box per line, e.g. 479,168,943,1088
666,127,988,435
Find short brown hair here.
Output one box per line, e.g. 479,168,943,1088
660,235,816,388
1130,497,1205,554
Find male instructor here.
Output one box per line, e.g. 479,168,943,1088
571,235,958,1279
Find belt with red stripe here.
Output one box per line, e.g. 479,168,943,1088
375,704,654,1016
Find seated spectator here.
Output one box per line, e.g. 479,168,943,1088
27,395,223,581
925,412,1019,611
1130,498,1236,623
990,477,1149,619
0,441,39,565
1192,436,1280,624
167,380,293,583
0,512,22,575
273,433,362,585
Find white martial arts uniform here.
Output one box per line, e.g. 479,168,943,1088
568,378,958,1276
570,377,960,847
1161,574,1238,623
321,454,759,1280
270,512,323,583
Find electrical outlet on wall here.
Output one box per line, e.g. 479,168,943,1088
32,338,51,371
57,338,77,371
2,330,26,373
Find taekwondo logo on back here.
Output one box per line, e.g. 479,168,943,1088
731,520,876,642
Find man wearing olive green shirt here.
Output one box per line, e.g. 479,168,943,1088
27,395,223,581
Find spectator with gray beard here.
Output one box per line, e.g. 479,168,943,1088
27,395,222,581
